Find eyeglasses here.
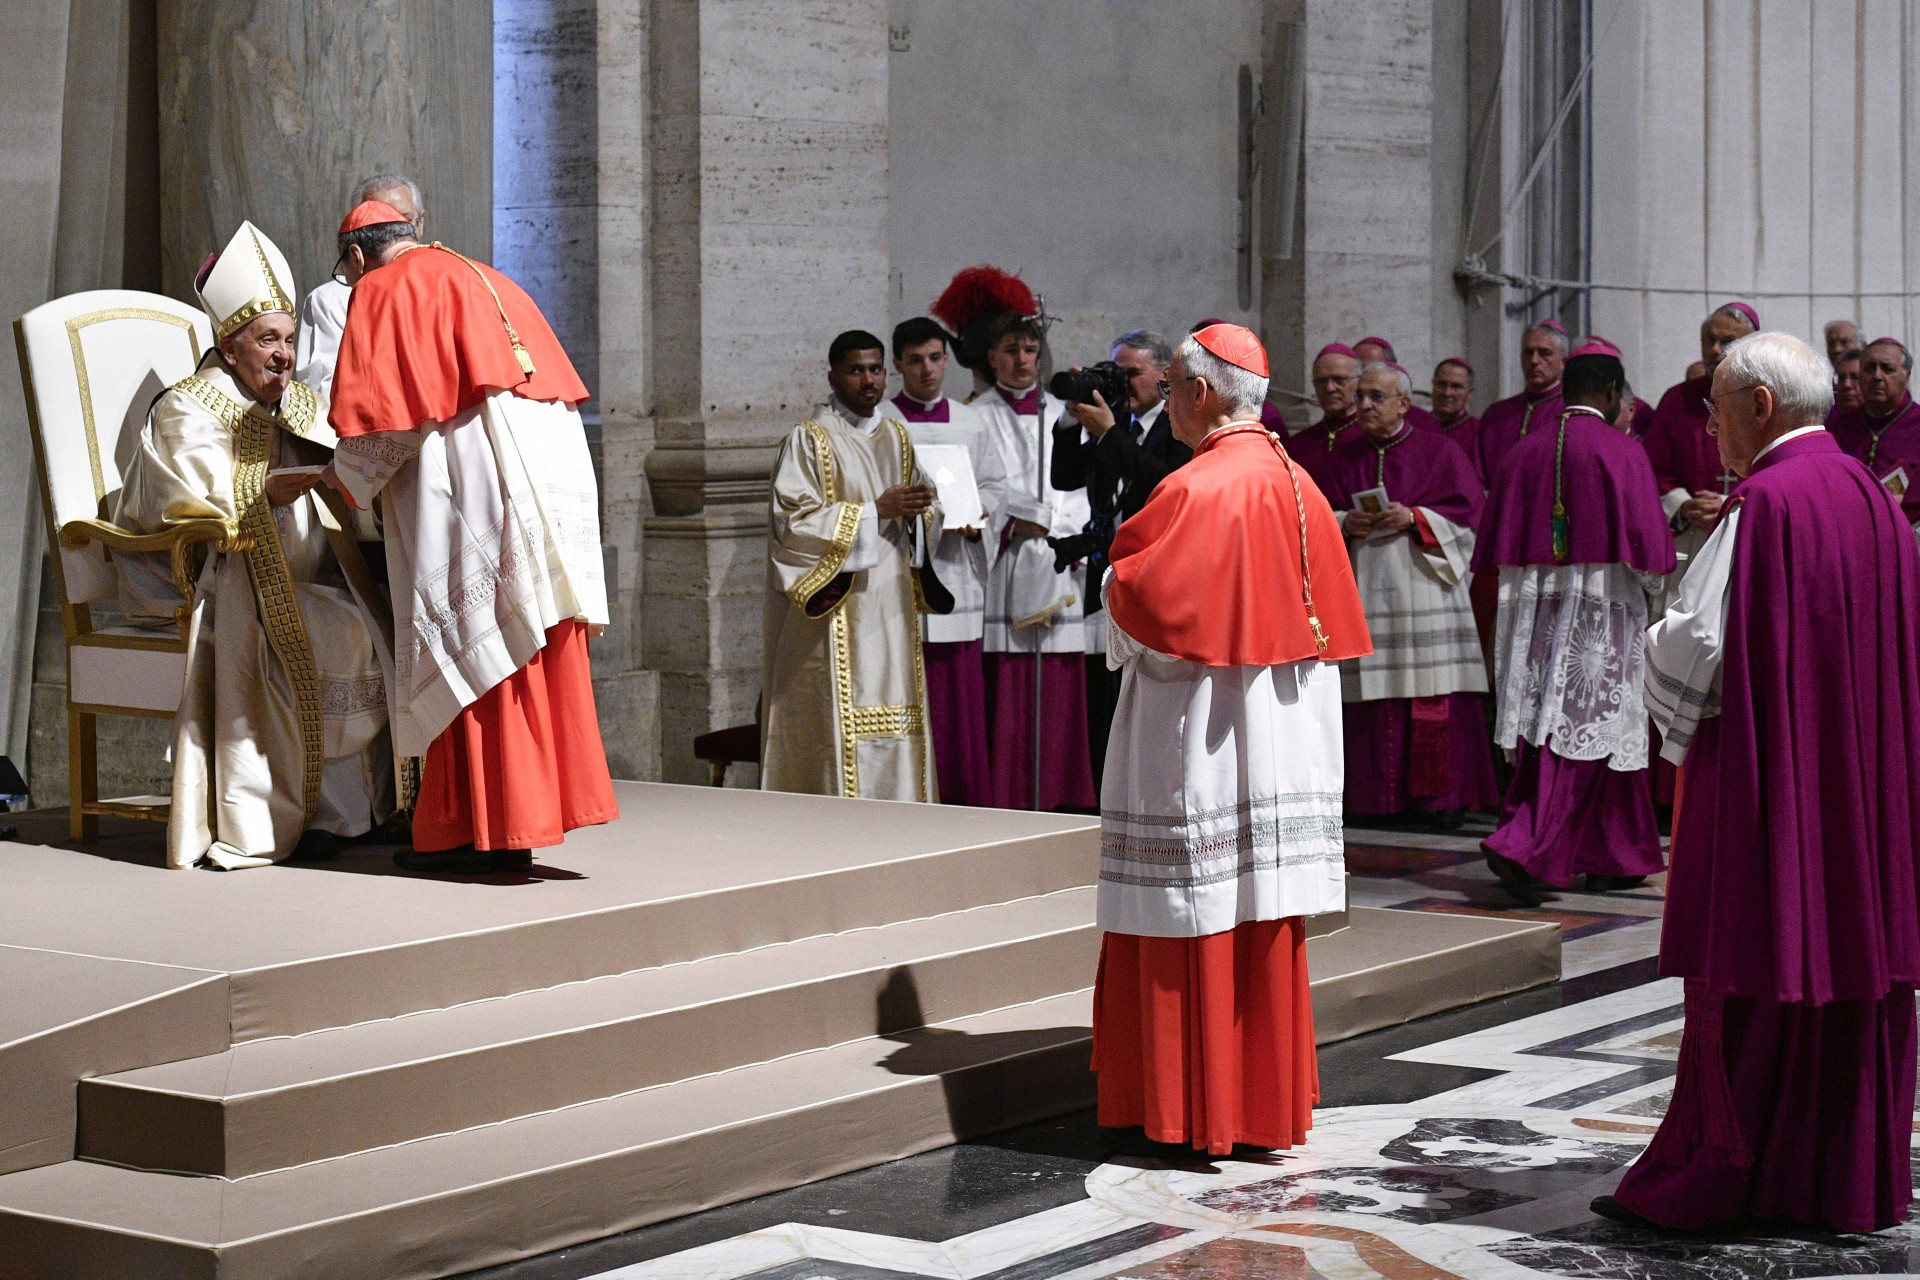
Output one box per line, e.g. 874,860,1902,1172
1704,383,1761,433
1156,375,1200,399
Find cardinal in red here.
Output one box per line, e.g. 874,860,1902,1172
325,200,617,874
1093,323,1370,1156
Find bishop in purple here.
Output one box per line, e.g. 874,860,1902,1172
1423,356,1482,478
1326,363,1498,824
1600,332,1920,1235
1473,342,1675,906
1473,321,1568,486
1827,337,1920,498
1293,343,1363,495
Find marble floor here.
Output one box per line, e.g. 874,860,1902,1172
463,821,1920,1280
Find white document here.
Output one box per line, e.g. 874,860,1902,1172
917,444,986,528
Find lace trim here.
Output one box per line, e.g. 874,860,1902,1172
1493,564,1652,769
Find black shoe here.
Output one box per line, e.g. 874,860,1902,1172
1585,874,1648,893
1591,1195,1662,1229
393,845,492,874
288,830,343,862
1427,807,1466,832
1483,846,1545,908
489,848,533,872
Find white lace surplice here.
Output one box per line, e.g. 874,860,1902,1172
1491,563,1665,771
1096,600,1347,939
1341,508,1487,702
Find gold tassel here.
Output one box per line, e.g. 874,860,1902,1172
513,342,537,377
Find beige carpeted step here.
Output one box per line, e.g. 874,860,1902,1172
0,990,1099,1280
79,888,1100,1177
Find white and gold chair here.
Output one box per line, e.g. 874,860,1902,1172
15,290,237,839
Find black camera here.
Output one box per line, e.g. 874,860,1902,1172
1048,360,1132,410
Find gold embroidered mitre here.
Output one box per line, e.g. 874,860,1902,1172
196,221,297,341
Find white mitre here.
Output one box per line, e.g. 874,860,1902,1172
195,221,297,341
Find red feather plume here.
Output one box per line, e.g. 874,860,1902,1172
930,265,1037,336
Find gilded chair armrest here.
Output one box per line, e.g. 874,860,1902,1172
58,517,241,555
58,517,243,634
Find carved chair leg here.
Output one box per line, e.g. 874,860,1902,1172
707,761,728,787
68,707,98,842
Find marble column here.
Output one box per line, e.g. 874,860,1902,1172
628,0,890,784
155,0,491,300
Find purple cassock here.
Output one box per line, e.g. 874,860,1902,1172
1418,412,1483,484
985,654,1093,810
1290,411,1362,497
1643,374,1732,497
1325,428,1499,815
1828,394,1920,521
1613,431,1920,1233
890,392,992,805
1472,409,1677,887
1475,384,1564,487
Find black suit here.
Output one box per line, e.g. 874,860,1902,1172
1048,402,1192,789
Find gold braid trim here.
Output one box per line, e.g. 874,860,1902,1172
171,375,327,824
787,420,864,611
887,417,936,798
408,243,537,377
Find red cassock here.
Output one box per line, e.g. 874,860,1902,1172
331,246,616,852
1094,424,1369,1154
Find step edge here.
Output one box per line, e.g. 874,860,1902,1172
125,986,1096,1195
83,920,1101,1102
233,831,1097,983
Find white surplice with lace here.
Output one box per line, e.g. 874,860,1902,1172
1491,562,1665,771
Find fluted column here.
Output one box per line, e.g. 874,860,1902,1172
156,0,491,299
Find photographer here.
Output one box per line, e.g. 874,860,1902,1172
1047,329,1192,783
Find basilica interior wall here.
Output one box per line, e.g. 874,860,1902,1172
1587,0,1919,398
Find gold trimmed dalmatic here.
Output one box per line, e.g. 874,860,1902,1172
113,359,392,868
761,408,942,801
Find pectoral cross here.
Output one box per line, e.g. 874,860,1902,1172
1716,467,1740,495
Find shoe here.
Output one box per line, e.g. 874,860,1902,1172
489,848,533,872
1427,808,1466,832
1585,874,1648,892
393,845,492,874
1483,846,1545,908
288,830,343,862
1591,1195,1661,1228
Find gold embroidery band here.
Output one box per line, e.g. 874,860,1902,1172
848,704,925,737
788,421,863,610
175,376,327,826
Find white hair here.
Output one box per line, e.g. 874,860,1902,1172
1175,335,1269,417
1360,360,1413,398
1866,338,1915,374
1524,324,1569,355
353,173,424,211
1824,317,1860,340
1719,331,1834,427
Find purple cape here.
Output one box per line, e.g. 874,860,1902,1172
1324,423,1484,530
1417,411,1483,481
1644,374,1726,495
1475,384,1565,486
1661,431,1920,1003
1472,409,1676,573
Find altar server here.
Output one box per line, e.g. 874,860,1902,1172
1327,364,1497,825
889,317,1005,805
115,222,391,869
1474,341,1675,905
326,200,617,873
758,330,943,800
1600,332,1920,1235
1095,323,1369,1155
929,268,1095,811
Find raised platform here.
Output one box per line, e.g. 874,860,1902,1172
0,782,1557,1279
